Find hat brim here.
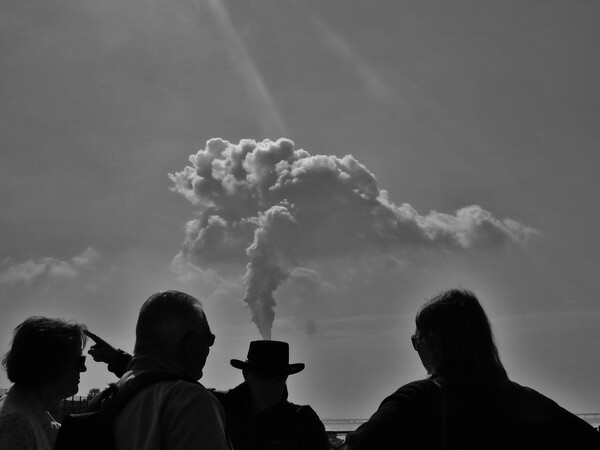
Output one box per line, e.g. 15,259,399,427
230,359,305,375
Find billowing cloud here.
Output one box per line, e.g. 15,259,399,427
170,138,537,339
0,247,100,285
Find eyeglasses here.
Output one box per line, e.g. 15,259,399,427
204,333,216,347
410,334,424,351
181,331,216,347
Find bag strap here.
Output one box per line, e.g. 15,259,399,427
101,371,198,417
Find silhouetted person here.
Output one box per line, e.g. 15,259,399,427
345,288,600,449
0,317,88,450
110,290,229,450
86,337,329,450
214,340,330,450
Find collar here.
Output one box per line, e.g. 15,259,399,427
117,354,195,387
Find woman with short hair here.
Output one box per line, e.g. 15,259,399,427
346,288,600,449
0,317,87,450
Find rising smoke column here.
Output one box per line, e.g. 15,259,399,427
170,138,536,339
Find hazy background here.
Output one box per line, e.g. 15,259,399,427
1,0,599,418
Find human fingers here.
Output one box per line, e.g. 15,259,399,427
84,330,108,346
88,345,115,363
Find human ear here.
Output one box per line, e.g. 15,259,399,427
180,333,203,359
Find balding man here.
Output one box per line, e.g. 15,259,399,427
112,290,230,450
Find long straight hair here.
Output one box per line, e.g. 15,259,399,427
415,289,509,389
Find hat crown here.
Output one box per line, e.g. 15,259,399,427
246,340,290,370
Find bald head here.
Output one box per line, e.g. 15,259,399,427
134,290,209,355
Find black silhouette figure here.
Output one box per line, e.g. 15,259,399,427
345,289,600,449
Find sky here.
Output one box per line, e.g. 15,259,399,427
1,0,600,419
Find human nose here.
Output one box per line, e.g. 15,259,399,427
78,355,87,372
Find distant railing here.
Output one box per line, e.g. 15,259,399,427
59,395,89,421
578,414,600,433
578,413,600,424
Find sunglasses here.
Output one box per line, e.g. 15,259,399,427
204,333,216,347
410,334,424,351
181,331,216,347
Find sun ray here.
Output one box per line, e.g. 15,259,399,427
203,0,288,138
284,0,402,109
284,0,488,155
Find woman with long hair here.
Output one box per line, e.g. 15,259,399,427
345,288,599,449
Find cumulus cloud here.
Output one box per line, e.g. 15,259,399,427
0,247,100,285
170,138,537,339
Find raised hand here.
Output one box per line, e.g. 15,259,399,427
85,330,120,366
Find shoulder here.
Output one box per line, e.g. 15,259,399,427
0,388,23,414
0,391,34,428
507,381,585,421
120,371,207,398
0,410,36,447
120,378,226,427
167,381,225,418
504,381,562,413
346,382,436,449
384,379,439,403
286,402,321,421
214,382,247,404
160,382,229,444
115,377,229,449
0,410,32,428
402,378,438,390
506,382,600,445
391,378,437,392
281,402,328,446
159,379,220,406
120,374,222,415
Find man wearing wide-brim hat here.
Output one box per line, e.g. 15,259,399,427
213,340,330,450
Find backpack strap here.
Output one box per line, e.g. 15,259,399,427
101,371,198,416
87,384,118,413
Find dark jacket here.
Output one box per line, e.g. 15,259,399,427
106,353,329,449
213,382,330,450
346,379,600,450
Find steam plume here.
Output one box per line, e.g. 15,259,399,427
170,138,536,339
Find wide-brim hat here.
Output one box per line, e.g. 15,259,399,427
230,340,305,375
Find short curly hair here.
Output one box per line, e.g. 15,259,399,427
2,316,87,388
